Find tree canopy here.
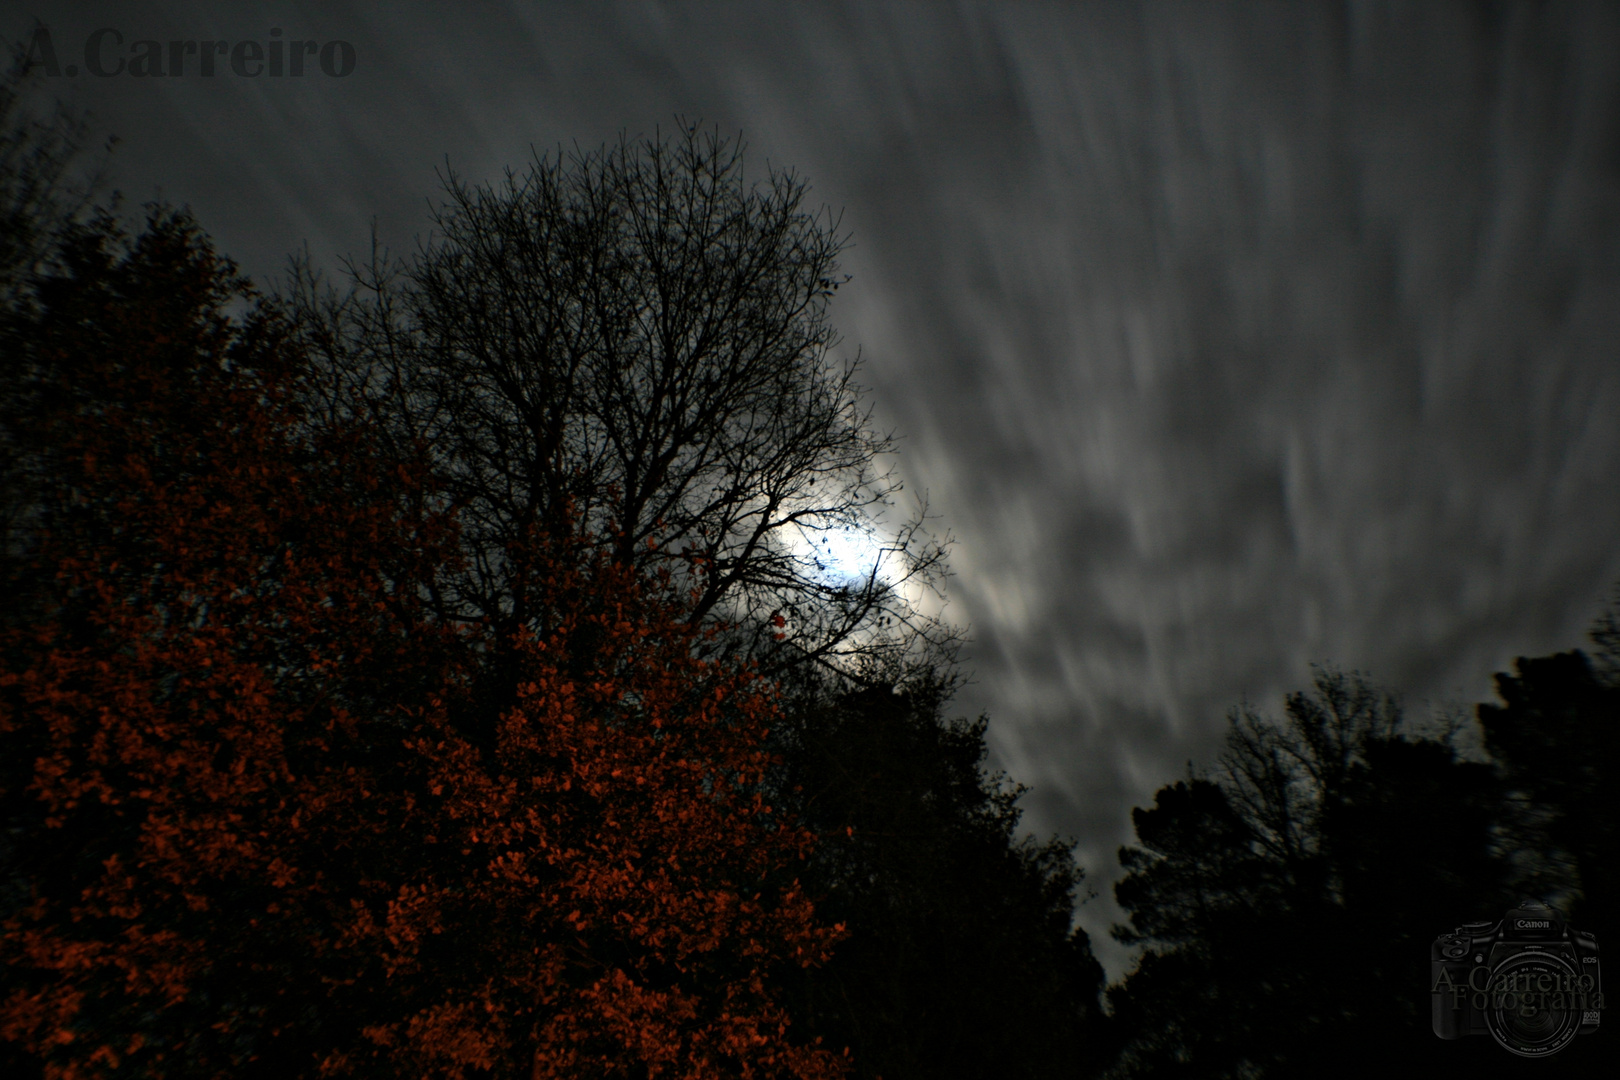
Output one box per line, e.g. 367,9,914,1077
283,125,957,688
0,207,848,1079
1477,648,1620,949
1108,668,1519,1077
770,676,1109,1079
1108,646,1618,1078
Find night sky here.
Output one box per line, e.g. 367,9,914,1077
13,1,1620,980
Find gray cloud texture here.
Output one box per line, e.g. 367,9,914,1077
13,1,1620,977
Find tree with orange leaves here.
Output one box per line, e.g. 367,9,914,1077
1,205,845,1078
339,546,848,1080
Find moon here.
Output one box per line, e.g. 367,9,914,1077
809,528,889,586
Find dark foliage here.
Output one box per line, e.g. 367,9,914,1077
771,673,1110,1079
1108,669,1522,1078
1477,649,1620,947
1,49,113,609
0,205,849,1079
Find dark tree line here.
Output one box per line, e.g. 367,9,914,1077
1107,622,1620,1078
1477,637,1620,951
768,669,1110,1079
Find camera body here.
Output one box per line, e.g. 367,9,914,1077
1431,900,1601,1057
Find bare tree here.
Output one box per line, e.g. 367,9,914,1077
1216,666,1404,872
283,124,958,684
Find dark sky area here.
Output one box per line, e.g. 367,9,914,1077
12,1,1620,979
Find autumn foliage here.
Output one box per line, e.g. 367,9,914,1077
1,209,846,1078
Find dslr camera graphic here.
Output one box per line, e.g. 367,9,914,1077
1432,899,1601,1057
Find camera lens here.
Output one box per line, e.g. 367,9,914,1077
1483,952,1583,1058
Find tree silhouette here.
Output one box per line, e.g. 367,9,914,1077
0,207,846,1079
1,45,115,598
1477,645,1620,947
770,673,1109,1079
282,125,957,690
1107,778,1276,1079
1108,668,1514,1078
1449,599,1620,1078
